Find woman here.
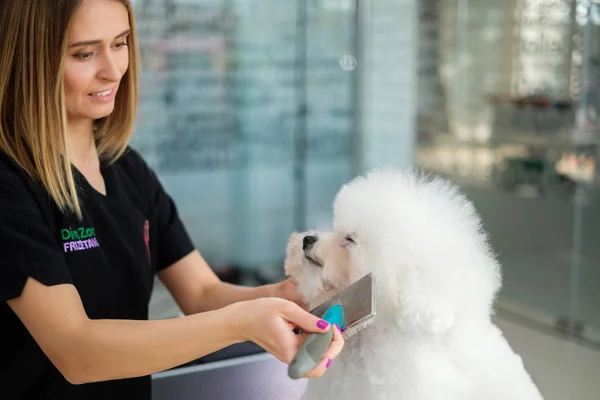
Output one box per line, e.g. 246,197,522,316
0,1,344,399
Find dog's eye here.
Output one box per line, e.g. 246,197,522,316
345,235,355,244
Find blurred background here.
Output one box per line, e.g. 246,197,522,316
127,0,600,398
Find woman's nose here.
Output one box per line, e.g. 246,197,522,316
98,52,122,81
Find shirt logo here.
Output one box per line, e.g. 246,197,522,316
143,220,151,265
61,226,100,253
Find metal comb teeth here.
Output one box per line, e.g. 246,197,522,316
343,316,376,339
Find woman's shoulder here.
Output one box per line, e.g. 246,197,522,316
0,150,40,192
110,146,163,208
0,150,52,217
113,146,156,180
0,150,23,173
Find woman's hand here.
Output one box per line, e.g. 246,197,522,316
230,297,344,378
273,277,307,310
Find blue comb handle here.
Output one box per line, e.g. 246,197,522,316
322,304,345,330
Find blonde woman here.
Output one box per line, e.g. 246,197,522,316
0,1,343,398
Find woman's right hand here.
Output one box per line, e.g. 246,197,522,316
229,297,344,378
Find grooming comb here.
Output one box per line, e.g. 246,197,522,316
288,273,376,379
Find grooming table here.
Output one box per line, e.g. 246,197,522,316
151,342,307,400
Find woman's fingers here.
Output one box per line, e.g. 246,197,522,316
325,323,345,359
303,355,334,378
274,300,346,378
303,323,345,378
281,301,331,334
278,278,308,309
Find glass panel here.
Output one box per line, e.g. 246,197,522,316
305,0,359,231
131,1,358,288
132,0,241,272
572,0,600,342
416,0,600,345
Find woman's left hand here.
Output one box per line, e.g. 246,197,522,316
274,278,307,310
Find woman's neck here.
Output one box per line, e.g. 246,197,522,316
67,118,99,171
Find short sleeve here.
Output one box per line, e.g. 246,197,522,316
124,149,195,272
0,159,73,302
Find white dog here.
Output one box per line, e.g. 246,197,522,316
284,168,543,400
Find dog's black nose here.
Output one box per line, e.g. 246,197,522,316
302,235,318,250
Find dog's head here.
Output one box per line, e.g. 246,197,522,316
285,168,502,335
284,230,365,310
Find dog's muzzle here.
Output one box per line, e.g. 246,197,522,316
302,235,317,250
302,235,322,267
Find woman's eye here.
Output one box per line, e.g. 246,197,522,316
114,41,128,49
74,52,94,61
345,235,355,243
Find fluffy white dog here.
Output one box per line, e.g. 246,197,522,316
284,168,544,400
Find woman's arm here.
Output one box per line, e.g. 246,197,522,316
8,276,340,385
158,250,305,315
8,277,241,385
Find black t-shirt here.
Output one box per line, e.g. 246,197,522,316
0,147,195,400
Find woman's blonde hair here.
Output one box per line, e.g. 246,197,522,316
0,0,139,219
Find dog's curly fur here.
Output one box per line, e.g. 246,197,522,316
284,168,543,400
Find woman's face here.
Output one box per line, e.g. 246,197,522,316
63,0,130,125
